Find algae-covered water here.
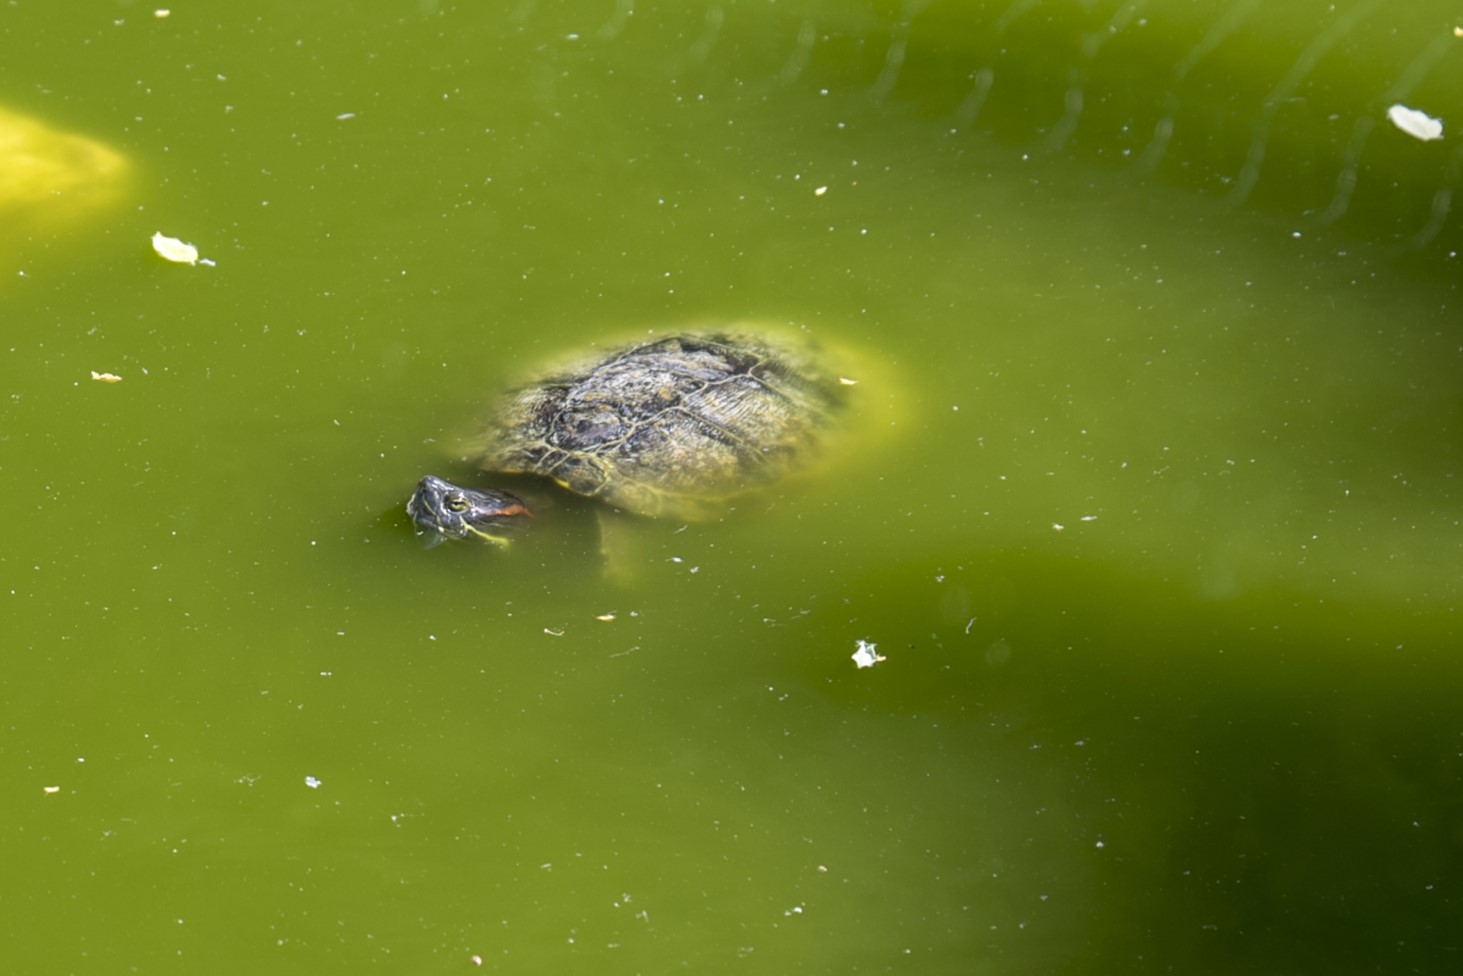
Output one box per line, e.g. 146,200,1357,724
4,2,1462,973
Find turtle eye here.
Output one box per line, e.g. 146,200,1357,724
445,493,469,513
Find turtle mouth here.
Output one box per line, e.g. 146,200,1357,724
407,475,532,545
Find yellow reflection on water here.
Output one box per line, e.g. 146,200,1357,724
0,105,129,264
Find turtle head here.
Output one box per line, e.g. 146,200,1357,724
406,475,532,546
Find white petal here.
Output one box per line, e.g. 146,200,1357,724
151,231,199,264
851,639,885,669
1386,104,1443,142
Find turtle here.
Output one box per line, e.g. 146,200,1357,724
406,331,849,545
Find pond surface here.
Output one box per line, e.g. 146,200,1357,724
4,2,1461,973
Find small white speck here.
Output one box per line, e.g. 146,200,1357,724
1387,103,1443,141
852,639,886,669
151,231,199,265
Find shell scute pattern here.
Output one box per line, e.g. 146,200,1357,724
482,333,843,518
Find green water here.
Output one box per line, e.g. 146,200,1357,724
4,1,1461,973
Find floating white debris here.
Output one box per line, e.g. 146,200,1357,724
304,775,321,789
596,613,616,622
154,8,171,17
43,785,61,795
814,185,828,196
851,639,886,669
838,376,859,386
90,370,122,383
1386,104,1443,142
151,231,199,264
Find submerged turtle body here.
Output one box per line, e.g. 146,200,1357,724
408,331,847,543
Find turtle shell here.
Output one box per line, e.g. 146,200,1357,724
480,332,846,518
